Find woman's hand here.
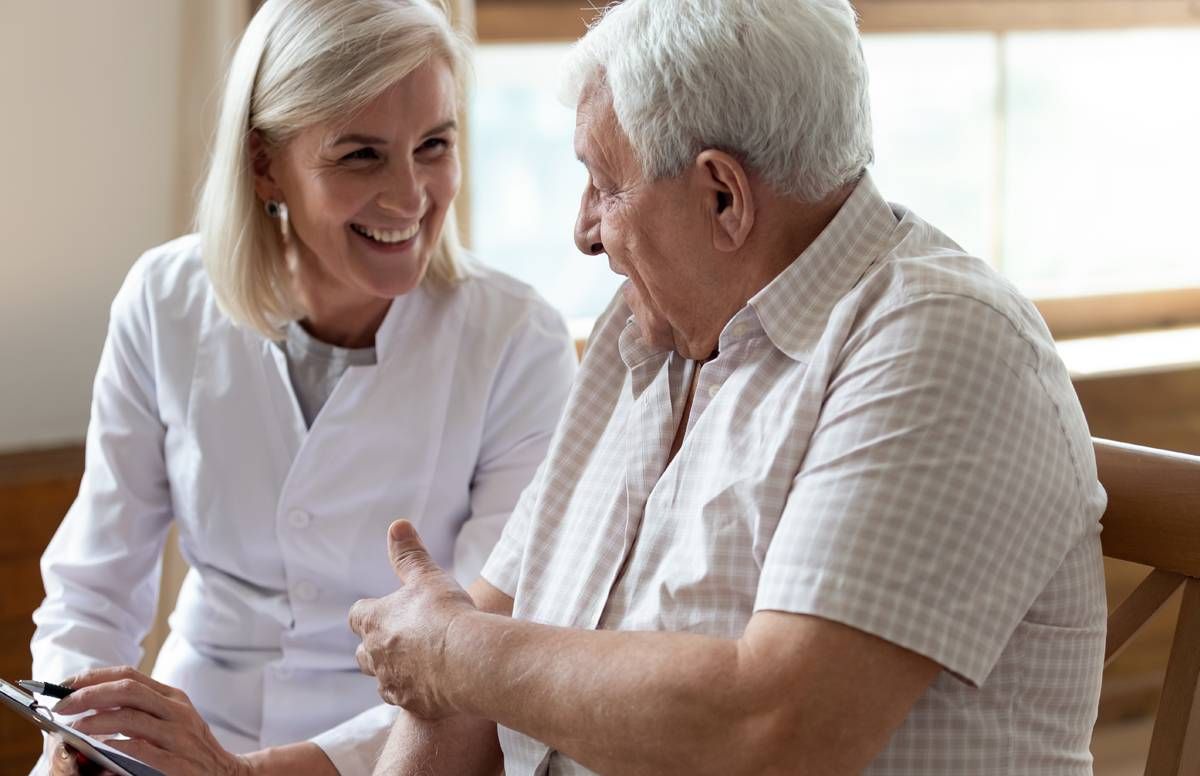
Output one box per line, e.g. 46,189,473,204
47,736,115,775
51,666,251,776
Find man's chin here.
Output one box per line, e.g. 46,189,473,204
621,284,674,351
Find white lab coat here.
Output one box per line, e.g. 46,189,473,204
30,234,577,775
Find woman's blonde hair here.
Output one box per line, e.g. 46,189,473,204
198,0,471,339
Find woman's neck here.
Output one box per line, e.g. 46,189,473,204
289,258,391,350
297,296,390,350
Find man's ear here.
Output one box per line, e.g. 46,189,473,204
695,149,754,252
248,130,282,204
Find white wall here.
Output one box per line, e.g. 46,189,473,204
0,2,244,452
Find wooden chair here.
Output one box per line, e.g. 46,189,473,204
1099,438,1200,775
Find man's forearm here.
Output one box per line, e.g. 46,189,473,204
441,613,762,776
374,711,501,776
353,535,929,775
243,742,338,775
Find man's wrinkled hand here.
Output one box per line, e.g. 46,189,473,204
349,520,477,719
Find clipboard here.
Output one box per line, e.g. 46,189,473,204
0,679,165,776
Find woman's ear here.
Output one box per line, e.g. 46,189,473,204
248,131,281,204
695,149,754,252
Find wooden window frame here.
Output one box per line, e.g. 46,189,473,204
475,0,1200,43
469,0,1200,340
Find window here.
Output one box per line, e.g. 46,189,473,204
467,2,1200,333
866,27,1200,299
468,44,617,325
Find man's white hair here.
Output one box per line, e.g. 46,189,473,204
563,0,873,203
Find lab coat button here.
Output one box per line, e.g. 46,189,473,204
731,323,749,338
294,581,319,601
707,384,720,399
287,509,311,528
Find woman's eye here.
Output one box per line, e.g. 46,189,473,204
341,147,379,162
418,137,449,154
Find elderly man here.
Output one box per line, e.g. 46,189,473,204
350,0,1107,773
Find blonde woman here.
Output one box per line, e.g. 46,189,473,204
30,1,576,774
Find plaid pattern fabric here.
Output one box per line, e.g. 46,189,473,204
482,173,1107,775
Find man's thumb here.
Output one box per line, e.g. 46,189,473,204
388,519,431,579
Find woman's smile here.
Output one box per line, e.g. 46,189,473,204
349,221,422,254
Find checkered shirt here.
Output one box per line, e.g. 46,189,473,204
481,173,1107,774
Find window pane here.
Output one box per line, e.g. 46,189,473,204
468,29,1200,320
863,34,999,263
469,43,621,320
1003,28,1200,297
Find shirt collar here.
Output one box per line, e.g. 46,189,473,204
749,171,898,362
617,311,674,398
370,282,441,363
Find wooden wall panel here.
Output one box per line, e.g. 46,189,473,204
1077,368,1200,457
1038,290,1200,341
0,447,83,769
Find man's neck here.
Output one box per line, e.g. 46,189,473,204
760,181,856,281
672,181,856,360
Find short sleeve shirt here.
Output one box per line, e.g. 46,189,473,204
481,173,1108,775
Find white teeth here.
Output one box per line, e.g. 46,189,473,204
353,223,419,244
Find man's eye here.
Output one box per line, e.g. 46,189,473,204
342,148,379,162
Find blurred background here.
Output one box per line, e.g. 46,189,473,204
2,1,1199,772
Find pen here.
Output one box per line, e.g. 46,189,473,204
18,680,74,699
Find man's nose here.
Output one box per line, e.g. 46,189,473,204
574,192,604,256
